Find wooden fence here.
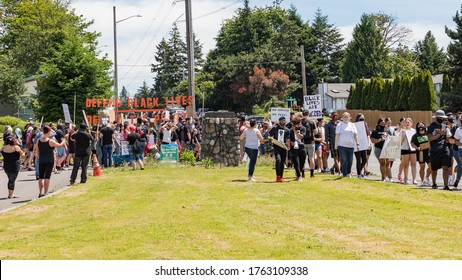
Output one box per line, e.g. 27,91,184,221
336,110,433,126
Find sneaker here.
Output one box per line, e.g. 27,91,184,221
297,177,303,182
248,176,256,182
397,174,403,182
324,168,330,173
431,184,438,189
413,180,418,185
330,169,335,175
443,186,452,191
420,182,427,187
69,180,75,186
316,168,322,173
454,179,459,188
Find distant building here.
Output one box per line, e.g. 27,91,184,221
0,76,37,120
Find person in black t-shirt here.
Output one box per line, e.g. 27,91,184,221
370,118,390,181
70,123,94,185
427,110,452,190
99,124,115,168
289,117,307,181
411,122,432,186
269,117,290,182
301,111,318,178
127,125,144,170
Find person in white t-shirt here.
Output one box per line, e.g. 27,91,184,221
335,112,359,178
400,118,417,185
240,119,269,181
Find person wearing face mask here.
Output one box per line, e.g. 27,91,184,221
371,118,390,181
325,112,340,175
335,112,359,178
269,117,291,182
400,118,417,185
447,117,458,186
411,122,432,186
427,110,453,190
452,118,462,189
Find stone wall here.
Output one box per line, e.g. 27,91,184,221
202,111,240,167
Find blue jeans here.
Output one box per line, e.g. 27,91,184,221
245,147,259,177
102,144,113,167
338,146,354,177
455,148,462,182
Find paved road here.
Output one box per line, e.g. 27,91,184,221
0,166,84,213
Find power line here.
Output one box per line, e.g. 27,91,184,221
178,0,243,22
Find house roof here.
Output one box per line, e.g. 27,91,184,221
432,74,443,85
323,83,354,99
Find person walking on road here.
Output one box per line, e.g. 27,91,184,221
70,123,94,185
335,112,359,178
1,136,25,199
427,110,453,190
36,125,66,198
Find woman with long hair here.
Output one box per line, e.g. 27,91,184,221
371,118,390,181
400,118,417,184
335,112,359,178
36,125,66,198
411,122,432,186
240,119,269,181
1,136,25,199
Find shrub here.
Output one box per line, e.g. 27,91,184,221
202,157,214,169
179,149,196,166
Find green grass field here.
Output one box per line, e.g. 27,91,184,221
0,163,461,260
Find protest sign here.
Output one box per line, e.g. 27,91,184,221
270,108,291,123
405,129,417,151
303,95,323,118
62,104,72,123
160,144,179,163
354,121,369,151
121,140,129,155
380,135,401,159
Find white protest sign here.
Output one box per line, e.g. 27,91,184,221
149,134,155,146
303,95,323,118
62,104,72,123
380,135,401,159
270,107,291,123
121,140,129,155
354,121,369,151
405,129,417,151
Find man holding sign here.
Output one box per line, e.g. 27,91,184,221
268,117,290,182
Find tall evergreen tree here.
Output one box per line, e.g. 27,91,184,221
415,31,447,74
381,80,392,110
346,84,355,109
119,86,129,110
309,8,345,82
341,14,389,82
443,5,462,112
389,76,401,111
135,81,154,99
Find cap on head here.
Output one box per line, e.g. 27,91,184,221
129,125,136,132
80,123,87,130
279,116,286,121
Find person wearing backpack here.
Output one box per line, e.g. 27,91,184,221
302,111,318,178
127,125,144,170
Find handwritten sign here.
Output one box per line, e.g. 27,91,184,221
354,121,369,151
303,95,323,118
121,140,129,155
380,135,401,159
270,108,291,123
405,129,417,151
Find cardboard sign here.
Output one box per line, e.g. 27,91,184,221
354,121,369,151
160,144,179,163
405,129,417,151
62,104,72,123
380,135,401,159
303,95,323,118
121,140,129,155
270,108,291,123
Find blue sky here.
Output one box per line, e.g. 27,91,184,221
71,0,461,95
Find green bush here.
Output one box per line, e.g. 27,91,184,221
0,116,28,128
202,157,214,169
179,149,196,166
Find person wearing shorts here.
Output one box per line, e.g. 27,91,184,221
427,110,452,190
411,122,432,186
37,125,66,198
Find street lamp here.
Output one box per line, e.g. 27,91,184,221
113,6,142,122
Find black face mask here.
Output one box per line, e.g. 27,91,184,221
359,118,365,121
436,118,444,124
418,127,426,133
379,125,385,129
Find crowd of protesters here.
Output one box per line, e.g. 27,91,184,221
1,115,204,199
239,109,461,191
2,108,460,200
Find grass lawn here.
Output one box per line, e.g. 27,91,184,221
0,163,461,260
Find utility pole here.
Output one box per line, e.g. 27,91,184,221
113,6,118,120
301,45,308,97
185,0,196,114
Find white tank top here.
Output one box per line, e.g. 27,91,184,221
245,128,259,149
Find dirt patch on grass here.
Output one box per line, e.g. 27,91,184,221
13,205,49,215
